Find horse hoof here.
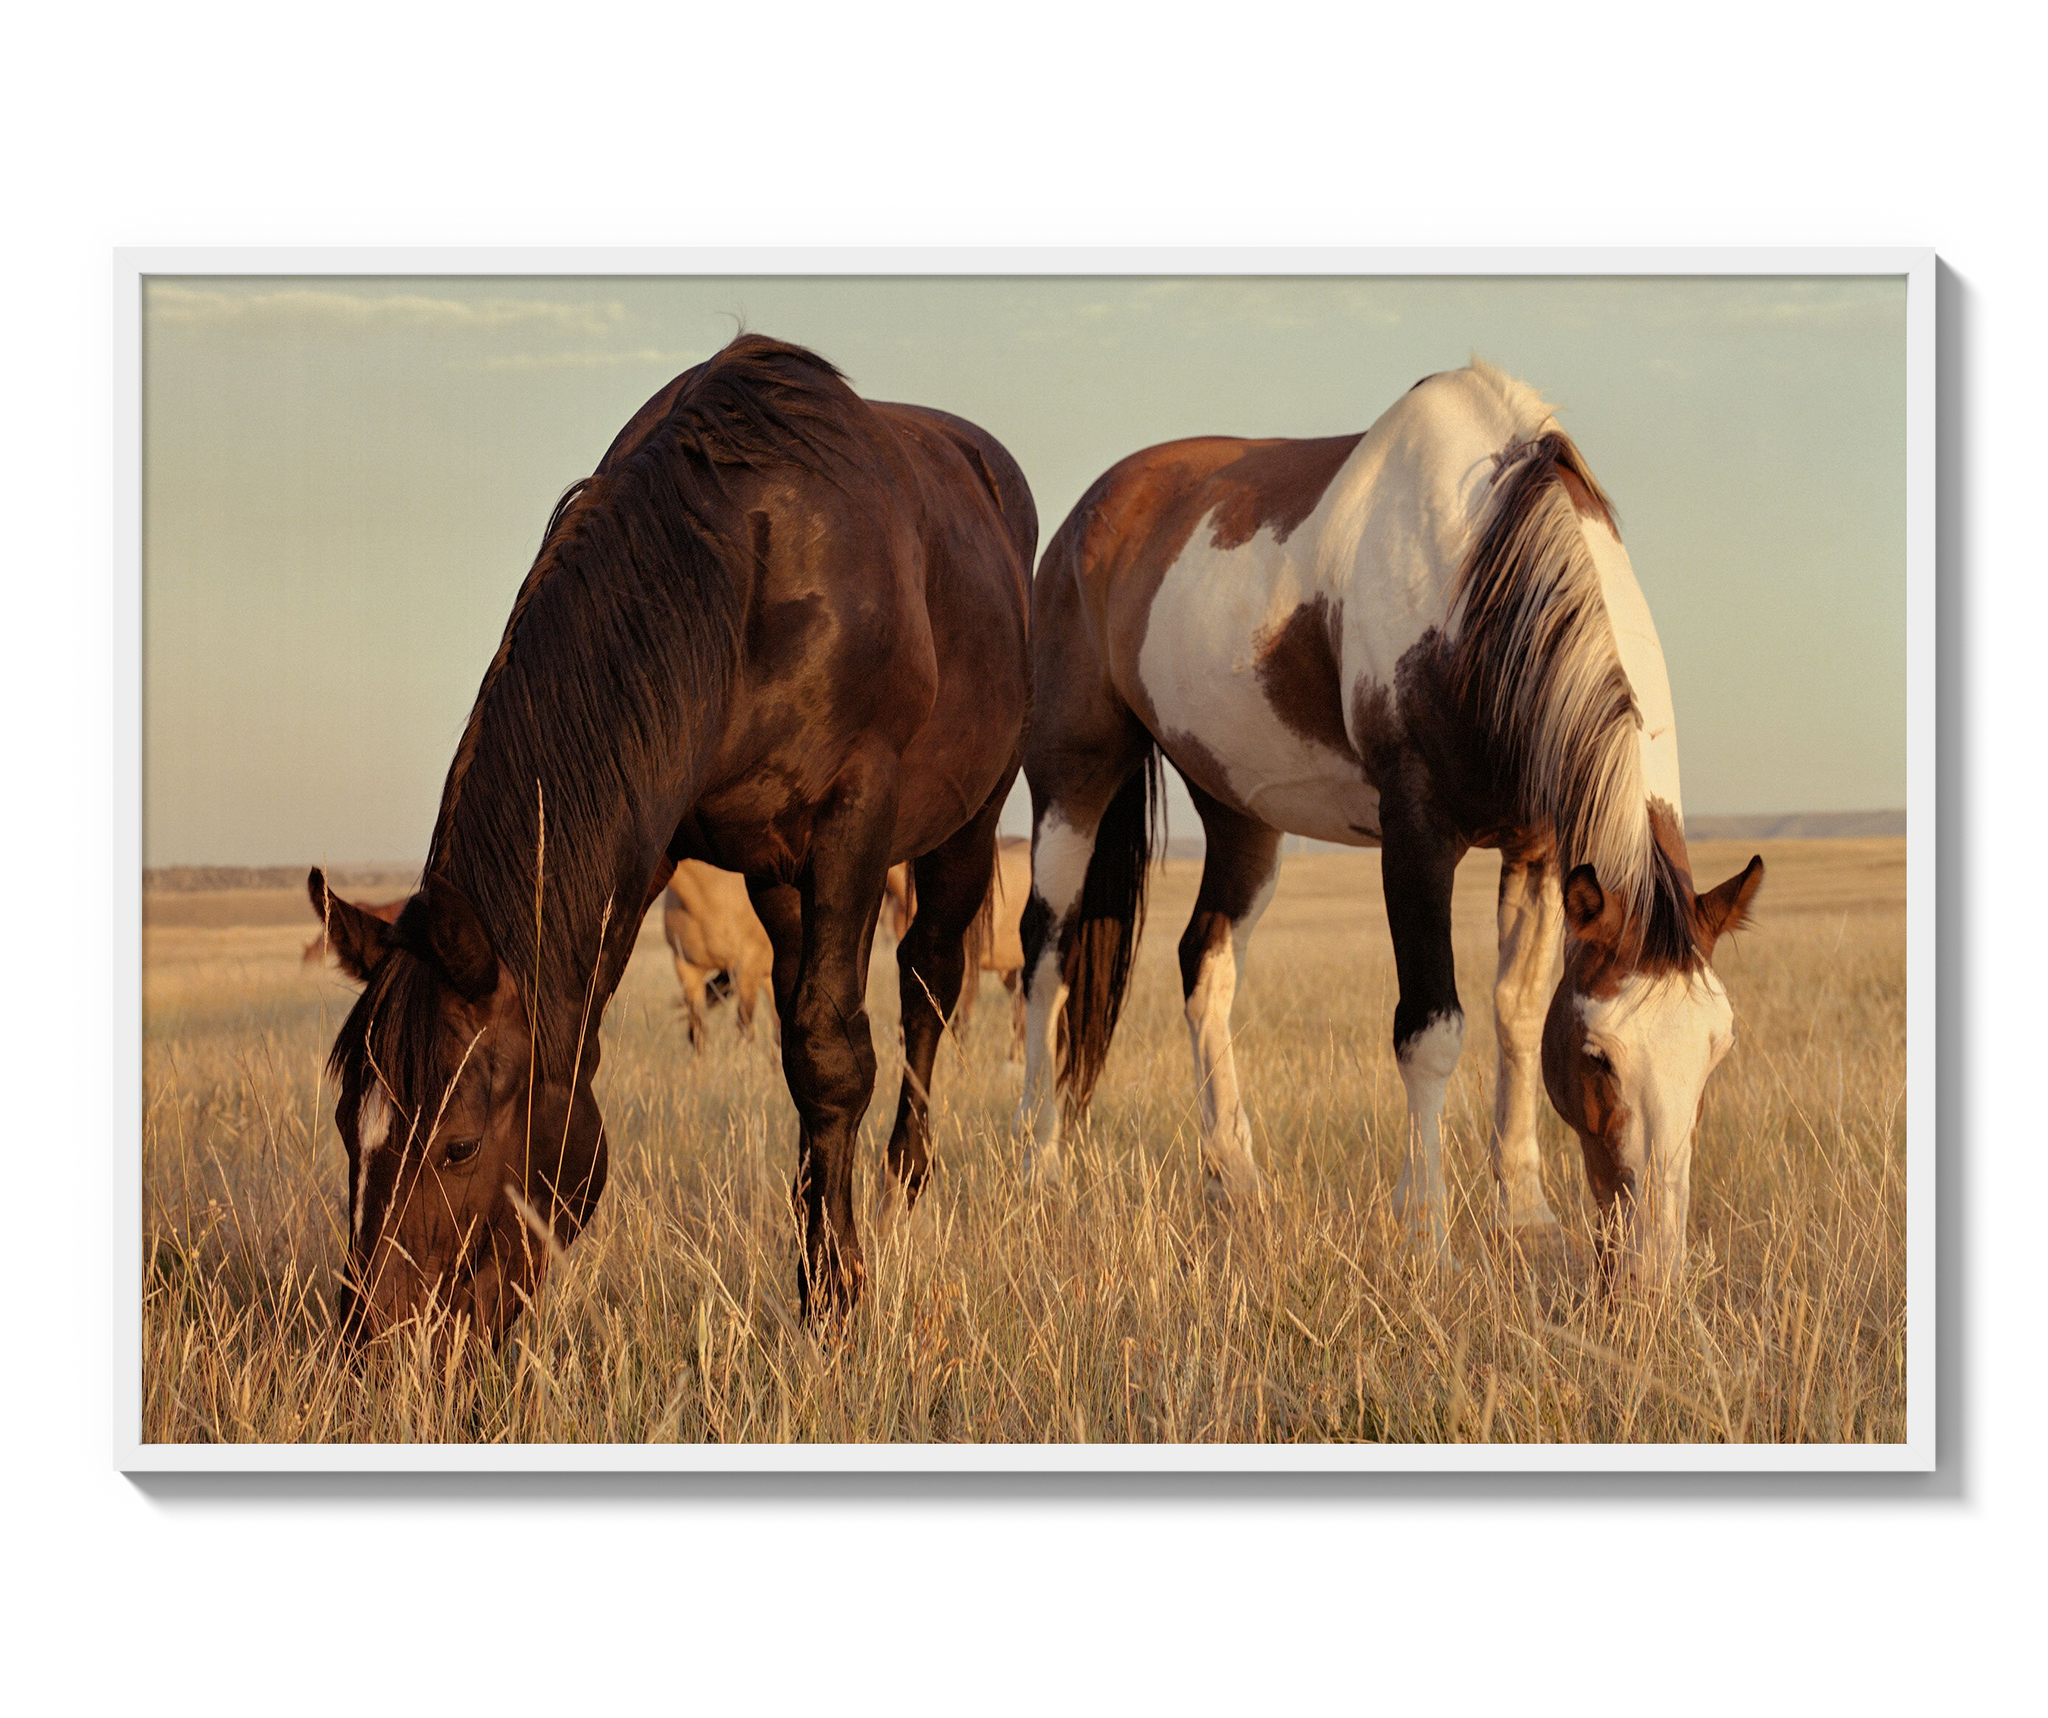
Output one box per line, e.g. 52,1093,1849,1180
1020,1149,1064,1190
1495,1216,1563,1246
872,1181,903,1232
1201,1149,1264,1210
872,1175,928,1236
1394,1213,1452,1271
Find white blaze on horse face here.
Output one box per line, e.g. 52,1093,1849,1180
1579,971,1734,1282
353,1087,392,1243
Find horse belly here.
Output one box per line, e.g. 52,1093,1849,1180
1134,547,1382,845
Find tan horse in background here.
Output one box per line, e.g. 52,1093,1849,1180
886,836,1030,1062
663,860,776,1049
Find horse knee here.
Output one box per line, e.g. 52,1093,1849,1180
786,1001,876,1114
1396,1010,1465,1087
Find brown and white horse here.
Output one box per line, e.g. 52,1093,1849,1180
661,860,776,1049
885,837,1031,1061
1017,361,1762,1286
311,334,1034,1335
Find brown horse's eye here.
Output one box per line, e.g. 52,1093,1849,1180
1582,1045,1613,1075
443,1138,482,1167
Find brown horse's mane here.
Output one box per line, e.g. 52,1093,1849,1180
332,335,873,1099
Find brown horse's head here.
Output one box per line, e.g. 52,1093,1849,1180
1542,849,1764,1289
308,868,608,1346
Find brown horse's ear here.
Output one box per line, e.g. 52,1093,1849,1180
1561,864,1626,950
307,867,398,983
396,874,500,1002
1696,855,1765,951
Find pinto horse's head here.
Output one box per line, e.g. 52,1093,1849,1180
1542,851,1764,1290
308,868,607,1346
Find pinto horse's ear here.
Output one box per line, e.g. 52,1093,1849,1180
306,867,397,984
1696,855,1765,951
1561,864,1627,950
395,874,501,1003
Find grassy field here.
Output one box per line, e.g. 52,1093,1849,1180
140,837,1906,1445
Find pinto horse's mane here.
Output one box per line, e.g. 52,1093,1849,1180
1444,362,1702,972
332,335,869,1102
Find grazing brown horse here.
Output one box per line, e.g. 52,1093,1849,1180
302,896,404,965
1017,362,1761,1287
662,859,775,1048
885,837,1031,1061
311,334,1034,1337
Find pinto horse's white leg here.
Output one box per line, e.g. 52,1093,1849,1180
1392,1013,1465,1254
1380,804,1468,1260
1179,790,1283,1208
1015,807,1097,1185
1490,845,1563,1233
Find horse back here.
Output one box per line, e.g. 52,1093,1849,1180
872,402,1039,576
682,395,1033,875
862,403,1035,857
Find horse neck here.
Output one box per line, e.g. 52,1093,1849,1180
436,701,727,1086
431,447,752,1076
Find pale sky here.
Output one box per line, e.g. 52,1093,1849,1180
142,274,1906,866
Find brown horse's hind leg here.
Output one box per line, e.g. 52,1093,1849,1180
883,789,1007,1219
754,763,895,1324
1177,780,1283,1208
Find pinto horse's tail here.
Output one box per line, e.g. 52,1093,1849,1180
1056,745,1164,1116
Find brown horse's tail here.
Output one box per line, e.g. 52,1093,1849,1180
1056,745,1164,1116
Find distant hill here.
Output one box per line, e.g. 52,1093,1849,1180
145,864,421,894
146,812,1906,888
1166,810,1909,860
1683,810,1906,840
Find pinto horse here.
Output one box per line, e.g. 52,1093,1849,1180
311,334,1034,1336
1017,361,1762,1286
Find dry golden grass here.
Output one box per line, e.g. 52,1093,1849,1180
141,837,1906,1445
